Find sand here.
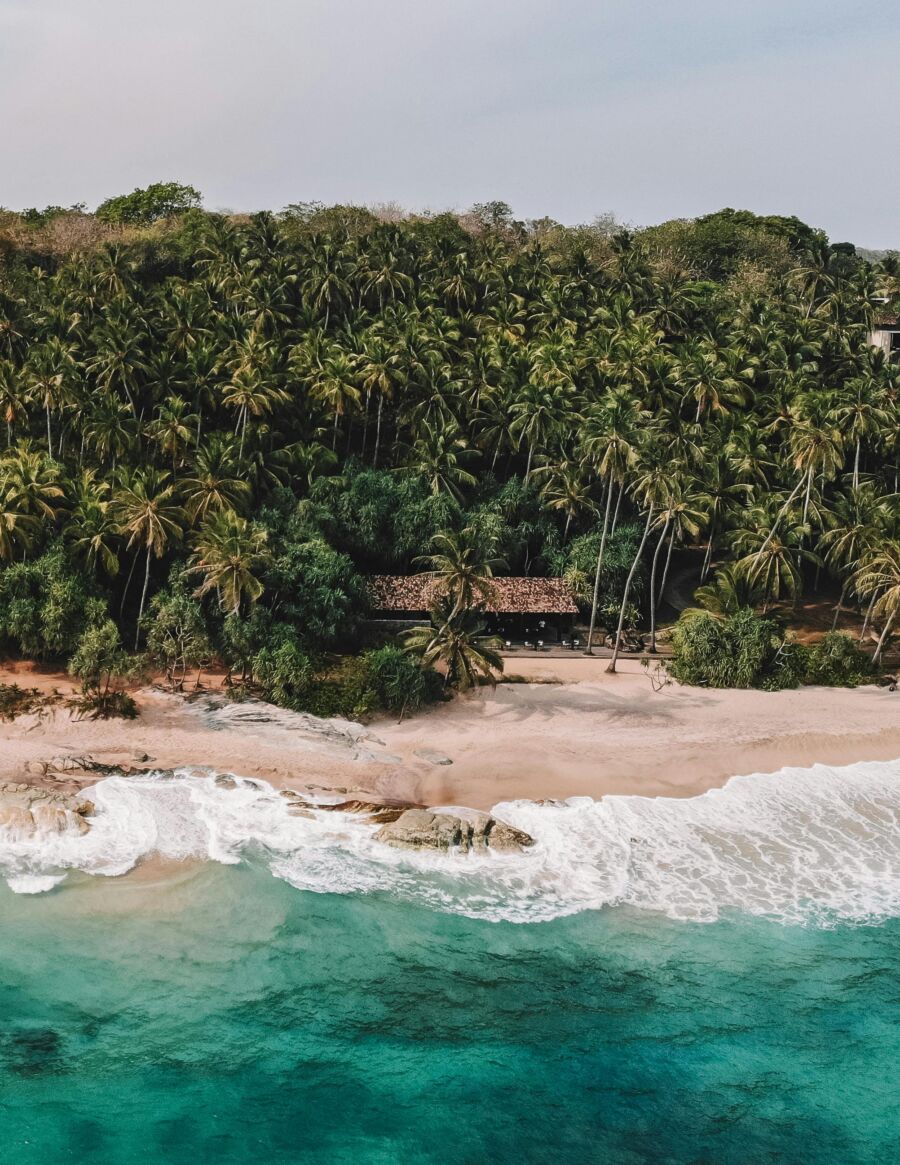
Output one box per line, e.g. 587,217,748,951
1,657,898,810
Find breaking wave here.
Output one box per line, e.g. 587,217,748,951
1,759,899,924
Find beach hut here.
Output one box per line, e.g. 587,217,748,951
366,574,580,643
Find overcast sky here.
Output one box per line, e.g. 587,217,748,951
2,0,897,248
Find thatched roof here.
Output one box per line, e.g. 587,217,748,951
367,574,579,615
874,314,899,328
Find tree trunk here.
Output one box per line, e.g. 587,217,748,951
853,439,860,491
46,405,53,458
610,481,624,537
753,477,805,565
830,579,849,632
860,591,877,643
135,547,152,651
701,519,715,582
525,444,533,481
360,389,370,459
648,516,671,653
657,523,676,608
607,505,654,674
120,549,139,618
585,482,614,654
872,611,896,668
802,465,813,527
373,394,384,468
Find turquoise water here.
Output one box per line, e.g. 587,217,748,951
2,858,899,1165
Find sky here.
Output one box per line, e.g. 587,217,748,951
2,0,897,248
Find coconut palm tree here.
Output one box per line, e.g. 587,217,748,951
66,470,120,576
853,541,900,667
189,510,270,616
113,469,184,648
180,436,251,525
403,601,504,691
580,388,644,653
421,527,504,619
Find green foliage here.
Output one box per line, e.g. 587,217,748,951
246,638,435,720
144,575,212,689
264,533,366,648
306,466,458,571
638,208,825,281
0,547,106,659
553,524,646,608
96,182,202,225
804,631,872,688
68,619,138,718
252,630,315,711
362,644,431,715
669,608,806,690
0,193,896,713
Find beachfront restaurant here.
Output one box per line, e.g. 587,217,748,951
366,575,581,646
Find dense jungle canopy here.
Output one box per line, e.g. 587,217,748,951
0,190,898,702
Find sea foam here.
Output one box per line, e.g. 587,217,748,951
1,760,899,923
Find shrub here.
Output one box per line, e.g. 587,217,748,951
362,645,429,717
669,608,808,690
0,547,106,659
145,579,212,690
252,635,315,711
68,620,139,719
804,632,872,688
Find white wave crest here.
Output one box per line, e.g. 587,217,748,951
1,760,899,924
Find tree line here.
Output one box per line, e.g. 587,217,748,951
0,189,897,709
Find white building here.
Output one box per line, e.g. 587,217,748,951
868,313,900,360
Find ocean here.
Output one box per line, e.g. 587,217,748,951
1,760,899,1163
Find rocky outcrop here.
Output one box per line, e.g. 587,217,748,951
279,789,413,824
0,783,94,840
375,808,534,854
413,749,453,766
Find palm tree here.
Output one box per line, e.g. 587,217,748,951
147,397,199,471
189,510,270,616
687,565,763,619
537,461,596,542
818,484,888,630
65,470,120,576
853,542,900,667
421,527,503,619
113,469,184,648
305,351,361,450
405,421,477,502
732,509,819,612
403,602,504,691
221,369,287,462
0,360,28,447
580,389,643,653
606,498,655,675
180,436,251,525
0,476,40,562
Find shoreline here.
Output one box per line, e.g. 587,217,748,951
1,658,898,811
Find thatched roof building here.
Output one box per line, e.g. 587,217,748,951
367,574,579,616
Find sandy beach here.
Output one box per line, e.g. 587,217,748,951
2,657,898,810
